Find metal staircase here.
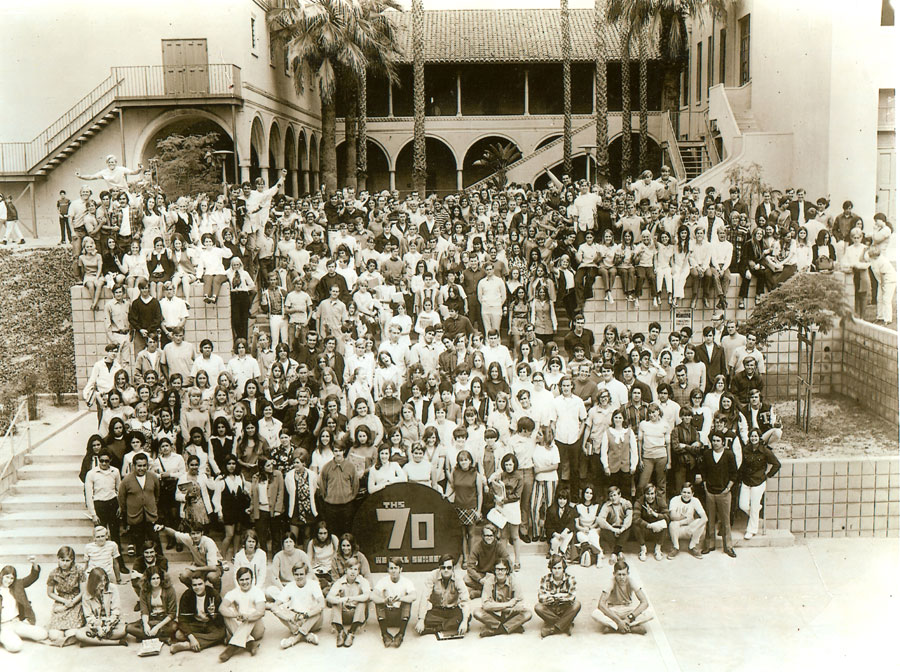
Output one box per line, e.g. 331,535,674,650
678,142,711,180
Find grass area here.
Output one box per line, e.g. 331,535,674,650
0,247,75,430
774,395,899,459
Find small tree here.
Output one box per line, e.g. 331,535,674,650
472,142,523,190
743,272,852,432
153,132,222,197
724,161,771,215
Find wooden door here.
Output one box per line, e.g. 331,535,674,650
162,39,209,96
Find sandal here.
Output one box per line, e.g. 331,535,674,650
513,562,521,572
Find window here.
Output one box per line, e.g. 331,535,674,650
879,89,896,130
696,41,703,102
707,36,714,89
883,0,895,26
739,15,751,85
250,16,258,54
719,28,727,84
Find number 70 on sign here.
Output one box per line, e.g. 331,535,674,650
376,508,435,549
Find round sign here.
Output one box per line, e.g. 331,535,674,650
352,482,463,572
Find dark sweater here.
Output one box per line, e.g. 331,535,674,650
128,295,162,332
699,448,738,494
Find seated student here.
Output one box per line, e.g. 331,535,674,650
634,484,670,562
597,485,633,564
153,524,223,592
0,560,48,652
233,530,268,590
473,558,532,638
218,566,266,662
125,566,177,643
415,554,471,637
75,568,126,646
169,572,226,654
46,546,86,647
270,563,325,649
667,482,708,559
129,541,169,599
534,553,581,638
591,559,653,635
326,556,371,648
267,533,312,602
544,487,577,558
465,524,510,593
372,557,418,648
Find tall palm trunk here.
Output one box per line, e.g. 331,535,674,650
561,0,572,176
621,26,632,183
357,71,368,190
321,97,338,193
594,0,609,181
412,0,427,196
344,79,359,191
639,28,648,171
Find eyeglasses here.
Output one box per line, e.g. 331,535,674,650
441,564,454,570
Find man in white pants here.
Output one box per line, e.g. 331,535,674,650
1,194,25,245
667,482,707,559
476,262,507,338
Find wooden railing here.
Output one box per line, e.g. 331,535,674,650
0,64,241,174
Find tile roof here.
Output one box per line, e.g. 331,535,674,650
389,9,657,64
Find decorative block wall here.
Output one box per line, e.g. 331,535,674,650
763,457,900,538
841,319,899,427
72,285,234,394
582,272,849,399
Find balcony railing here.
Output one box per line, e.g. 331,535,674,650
0,64,241,174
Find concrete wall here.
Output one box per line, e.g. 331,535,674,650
72,285,234,395
763,457,900,538
840,318,900,427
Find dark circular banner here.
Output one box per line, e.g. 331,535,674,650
352,483,463,572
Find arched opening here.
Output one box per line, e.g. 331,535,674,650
283,127,296,196
297,132,309,194
395,137,457,197
336,140,391,193
309,135,320,193
268,122,283,186
461,136,522,188
139,115,236,185
534,134,562,152
249,117,266,183
533,154,598,191
608,133,663,188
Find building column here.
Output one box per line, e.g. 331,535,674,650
289,169,298,197
456,70,462,117
524,69,529,116
457,169,463,190
239,161,251,183
389,170,396,191
259,163,270,185
388,82,394,118
302,170,310,194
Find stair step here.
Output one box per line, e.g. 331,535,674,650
0,511,93,529
12,479,84,496
0,494,87,512
0,527,95,546
0,545,91,564
16,465,79,480
28,453,84,464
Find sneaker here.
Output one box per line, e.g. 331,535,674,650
336,630,346,647
305,633,319,646
689,547,704,559
281,636,298,649
667,548,679,559
654,547,663,561
344,633,355,647
638,547,647,562
744,531,754,540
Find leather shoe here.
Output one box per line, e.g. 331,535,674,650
724,547,737,558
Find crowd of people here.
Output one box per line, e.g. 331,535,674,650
1,153,892,655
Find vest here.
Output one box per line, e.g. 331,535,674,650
606,428,631,474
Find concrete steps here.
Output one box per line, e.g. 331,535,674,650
16,464,80,480
11,478,84,496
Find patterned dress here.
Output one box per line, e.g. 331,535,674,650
47,565,87,630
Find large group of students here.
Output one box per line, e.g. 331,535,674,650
1,153,893,655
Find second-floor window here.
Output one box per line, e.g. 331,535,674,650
251,17,258,53
719,28,726,84
739,15,751,85
696,41,703,102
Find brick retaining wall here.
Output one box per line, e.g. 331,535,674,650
840,318,899,427
763,456,900,538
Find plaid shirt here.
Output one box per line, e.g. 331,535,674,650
538,572,577,605
731,223,751,269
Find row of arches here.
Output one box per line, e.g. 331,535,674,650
249,116,321,195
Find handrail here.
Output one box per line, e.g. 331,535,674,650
0,399,31,485
0,64,242,174
663,111,687,180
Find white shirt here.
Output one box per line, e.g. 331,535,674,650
599,379,628,408
160,295,189,328
277,579,325,614
551,395,586,444
224,585,266,615
374,575,416,602
573,192,602,230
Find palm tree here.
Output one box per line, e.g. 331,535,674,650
639,27,648,169
621,26,632,181
607,0,728,114
412,0,426,196
594,0,609,181
269,0,401,193
561,0,573,177
344,80,359,190
357,71,368,189
472,142,523,189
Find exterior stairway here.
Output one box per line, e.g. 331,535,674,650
36,109,120,177
0,413,96,563
677,141,710,180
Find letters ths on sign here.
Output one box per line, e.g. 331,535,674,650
352,483,463,571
